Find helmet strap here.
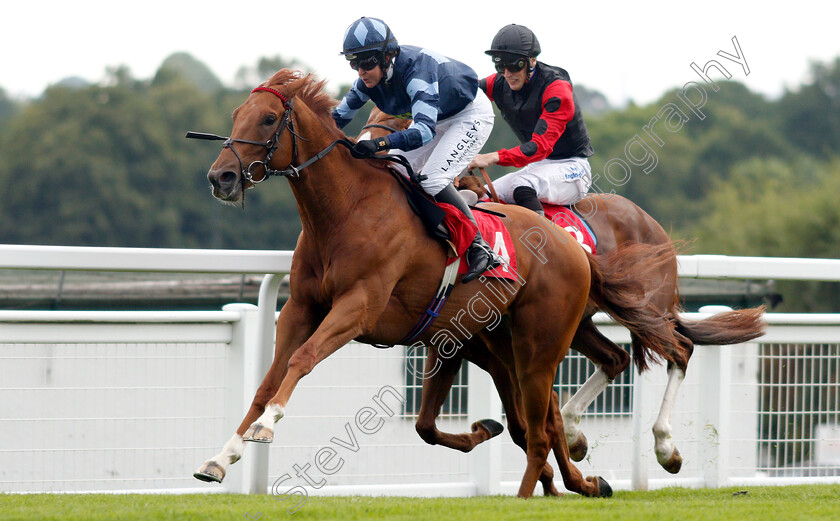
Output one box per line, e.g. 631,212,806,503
525,58,537,83
384,55,395,83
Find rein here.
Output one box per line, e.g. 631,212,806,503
477,167,500,203
360,123,403,134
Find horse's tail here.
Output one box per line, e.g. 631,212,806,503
674,307,766,346
586,242,682,372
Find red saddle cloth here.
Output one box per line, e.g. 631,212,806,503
473,198,597,255
542,203,597,255
436,203,518,281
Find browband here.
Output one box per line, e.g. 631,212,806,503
251,87,291,109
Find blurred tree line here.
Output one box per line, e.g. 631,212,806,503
0,55,838,308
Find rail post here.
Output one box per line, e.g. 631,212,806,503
698,305,733,488
243,274,284,494
468,362,502,495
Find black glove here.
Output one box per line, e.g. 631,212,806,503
354,136,391,158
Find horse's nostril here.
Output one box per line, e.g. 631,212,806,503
219,171,237,187
208,170,238,190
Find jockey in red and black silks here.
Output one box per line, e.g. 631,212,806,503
471,24,594,216
481,63,594,166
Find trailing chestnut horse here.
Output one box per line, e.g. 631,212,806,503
361,108,765,476
189,70,680,498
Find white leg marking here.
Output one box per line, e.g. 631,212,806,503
560,367,611,441
208,433,245,468
254,403,285,429
652,366,685,465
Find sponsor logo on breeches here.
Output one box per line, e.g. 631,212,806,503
564,163,584,181
441,120,482,172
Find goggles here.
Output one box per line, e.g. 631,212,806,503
494,57,528,74
349,54,382,71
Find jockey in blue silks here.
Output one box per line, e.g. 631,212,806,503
332,17,502,283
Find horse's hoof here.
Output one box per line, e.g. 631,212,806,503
596,476,613,498
243,423,274,443
583,476,613,498
568,431,588,462
542,482,563,497
660,447,683,474
193,461,225,483
472,419,504,439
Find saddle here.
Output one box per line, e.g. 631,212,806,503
371,165,517,349
383,165,507,259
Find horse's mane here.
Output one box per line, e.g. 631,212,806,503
263,69,343,137
261,69,398,174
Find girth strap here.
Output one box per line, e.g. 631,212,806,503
372,257,461,349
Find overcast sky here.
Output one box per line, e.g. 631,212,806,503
3,1,839,106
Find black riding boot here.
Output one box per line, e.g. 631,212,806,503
513,186,545,217
434,183,502,283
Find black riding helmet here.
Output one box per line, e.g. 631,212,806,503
485,24,540,80
485,24,541,59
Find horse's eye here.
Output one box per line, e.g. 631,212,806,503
263,114,278,126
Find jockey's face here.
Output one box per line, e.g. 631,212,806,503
501,57,537,91
358,64,384,88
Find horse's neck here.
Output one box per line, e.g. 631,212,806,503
286,108,400,245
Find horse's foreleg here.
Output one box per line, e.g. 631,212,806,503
560,367,609,462
652,363,685,474
480,347,561,496
507,293,607,499
246,287,388,443
193,433,246,483
194,298,318,483
561,319,630,461
512,369,555,498
549,391,613,498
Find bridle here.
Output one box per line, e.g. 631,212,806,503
186,86,304,185
186,85,426,193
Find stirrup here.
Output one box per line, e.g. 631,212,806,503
462,242,503,284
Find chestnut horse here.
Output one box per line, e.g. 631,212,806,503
360,108,766,476
190,70,681,498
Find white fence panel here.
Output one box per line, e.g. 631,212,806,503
0,311,242,493
2,245,840,495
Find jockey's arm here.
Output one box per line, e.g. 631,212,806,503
491,79,576,168
469,151,500,170
332,83,370,129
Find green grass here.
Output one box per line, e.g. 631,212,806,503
3,485,839,521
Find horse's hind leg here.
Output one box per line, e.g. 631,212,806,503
414,347,504,452
561,317,631,461
194,299,318,483
650,328,693,474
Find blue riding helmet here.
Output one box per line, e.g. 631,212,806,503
340,17,399,59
